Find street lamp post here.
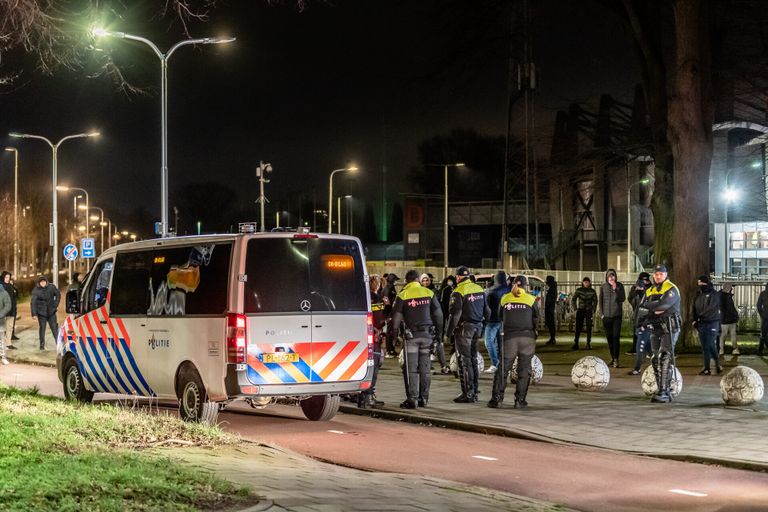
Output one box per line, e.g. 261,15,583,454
427,163,465,278
626,178,650,274
92,28,235,238
10,131,99,288
58,186,90,273
4,148,18,278
327,166,358,234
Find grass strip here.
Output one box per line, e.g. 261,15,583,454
0,385,251,511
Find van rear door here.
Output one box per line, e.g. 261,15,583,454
306,238,368,383
243,237,315,385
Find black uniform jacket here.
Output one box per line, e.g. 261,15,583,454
390,282,444,338
500,289,539,339
446,279,491,334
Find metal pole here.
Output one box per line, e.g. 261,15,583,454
725,197,729,276
444,164,449,279
85,193,90,273
9,149,18,278
161,56,169,237
52,145,58,287
626,161,631,275
259,172,265,232
328,171,335,234
337,196,341,234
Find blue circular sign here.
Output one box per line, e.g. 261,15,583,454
63,244,78,261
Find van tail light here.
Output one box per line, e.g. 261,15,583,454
227,313,247,364
366,312,374,365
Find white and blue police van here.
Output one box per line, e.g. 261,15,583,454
57,230,373,424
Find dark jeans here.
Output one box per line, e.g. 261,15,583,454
603,316,622,361
633,328,651,371
574,309,593,346
698,321,720,371
37,314,58,349
760,317,768,355
545,308,556,341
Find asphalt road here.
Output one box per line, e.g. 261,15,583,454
5,363,768,512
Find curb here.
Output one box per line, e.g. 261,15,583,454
339,404,768,473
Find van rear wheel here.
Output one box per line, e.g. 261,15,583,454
177,368,219,425
300,394,340,421
63,357,94,403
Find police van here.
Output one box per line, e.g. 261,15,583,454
56,231,373,424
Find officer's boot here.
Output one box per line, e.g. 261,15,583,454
651,353,672,403
453,354,473,403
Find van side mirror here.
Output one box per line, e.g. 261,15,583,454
65,289,80,314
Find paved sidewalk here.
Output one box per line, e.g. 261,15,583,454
168,444,572,512
343,337,768,470
3,299,59,367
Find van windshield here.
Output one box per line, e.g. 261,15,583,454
244,237,366,313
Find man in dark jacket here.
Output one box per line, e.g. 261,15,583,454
390,270,443,408
600,269,626,368
718,283,739,356
692,275,721,375
382,273,400,358
626,272,651,355
572,277,597,350
757,283,768,356
1,271,18,348
31,275,60,351
544,276,558,345
483,270,510,373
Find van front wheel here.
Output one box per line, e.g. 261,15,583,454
63,357,94,403
300,394,340,421
178,368,219,425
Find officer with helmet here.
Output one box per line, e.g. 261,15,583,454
446,265,490,403
638,264,682,403
390,270,444,408
489,275,539,409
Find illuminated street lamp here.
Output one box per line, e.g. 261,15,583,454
327,165,358,233
92,27,235,237
4,148,19,278
10,131,100,287
427,163,465,278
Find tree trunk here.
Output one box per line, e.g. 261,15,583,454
668,0,714,348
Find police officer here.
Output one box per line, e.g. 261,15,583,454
639,264,682,403
390,270,443,408
359,275,386,408
446,265,490,403
489,275,539,409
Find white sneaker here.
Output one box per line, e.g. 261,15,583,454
1,358,8,365
484,365,498,373
732,348,740,355
430,354,437,362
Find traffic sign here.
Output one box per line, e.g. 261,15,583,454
63,244,78,262
81,237,95,259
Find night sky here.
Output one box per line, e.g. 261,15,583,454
0,1,637,236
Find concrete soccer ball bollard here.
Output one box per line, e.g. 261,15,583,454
448,352,485,374
720,366,764,406
510,355,544,385
571,356,610,391
640,365,683,397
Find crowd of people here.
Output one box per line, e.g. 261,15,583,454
370,263,768,409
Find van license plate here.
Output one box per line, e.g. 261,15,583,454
261,353,299,364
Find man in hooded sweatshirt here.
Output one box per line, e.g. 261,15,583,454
572,277,597,350
483,270,510,373
544,276,558,345
718,283,739,355
600,269,626,367
692,275,721,375
756,283,768,356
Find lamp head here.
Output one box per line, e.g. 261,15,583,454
346,165,359,172
204,36,236,45
455,162,466,167
56,186,70,191
724,188,740,202
8,132,24,138
87,131,101,138
4,147,16,152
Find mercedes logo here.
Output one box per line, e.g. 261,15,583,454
300,300,311,312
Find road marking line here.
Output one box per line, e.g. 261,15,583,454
327,430,345,435
472,455,498,461
669,489,707,497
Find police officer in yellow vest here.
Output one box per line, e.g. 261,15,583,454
390,270,444,409
446,265,491,403
638,264,682,403
489,275,539,409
